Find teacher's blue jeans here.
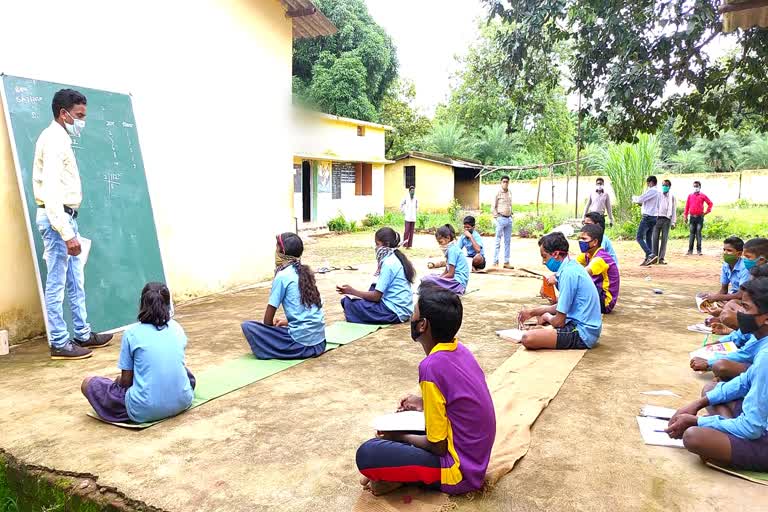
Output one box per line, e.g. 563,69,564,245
494,216,513,264
636,214,657,258
36,210,91,348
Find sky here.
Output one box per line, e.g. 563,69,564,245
365,0,738,116
365,0,488,116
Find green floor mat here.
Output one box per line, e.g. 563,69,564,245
85,322,396,429
707,462,768,485
324,321,390,345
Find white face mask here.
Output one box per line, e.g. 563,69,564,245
65,110,85,137
694,187,701,193
596,185,604,192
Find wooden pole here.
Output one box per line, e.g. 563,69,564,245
536,172,542,217
566,164,570,204
574,92,583,219
550,164,555,210
739,171,743,200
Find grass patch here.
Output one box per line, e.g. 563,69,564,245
0,461,19,512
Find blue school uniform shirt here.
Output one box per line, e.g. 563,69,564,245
447,242,470,288
375,252,414,322
118,320,194,424
555,258,603,347
700,343,768,439
601,235,619,269
707,330,767,367
721,258,750,295
459,230,484,257
269,266,325,346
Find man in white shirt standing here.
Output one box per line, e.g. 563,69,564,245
633,175,660,267
34,89,112,360
583,177,614,227
400,186,418,249
651,179,677,265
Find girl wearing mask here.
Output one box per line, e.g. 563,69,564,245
241,233,326,359
338,227,416,324
421,224,469,295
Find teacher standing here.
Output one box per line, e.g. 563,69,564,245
34,89,112,360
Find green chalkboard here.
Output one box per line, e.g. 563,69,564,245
1,74,166,336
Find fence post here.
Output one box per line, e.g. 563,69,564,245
550,164,555,210
739,171,743,200
536,171,542,217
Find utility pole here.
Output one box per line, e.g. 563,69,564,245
574,91,583,219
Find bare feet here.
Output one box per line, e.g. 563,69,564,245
360,477,371,488
369,481,404,496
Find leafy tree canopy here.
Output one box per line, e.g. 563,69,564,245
378,79,432,159
293,0,398,121
484,0,768,142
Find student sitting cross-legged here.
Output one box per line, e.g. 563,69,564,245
666,276,768,473
697,237,748,307
458,215,486,272
584,211,619,268
81,282,195,424
421,224,470,295
690,327,768,381
517,232,603,350
576,224,620,314
241,233,326,359
356,282,496,496
337,227,416,324
710,238,768,333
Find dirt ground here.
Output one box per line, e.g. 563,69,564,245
1,232,766,512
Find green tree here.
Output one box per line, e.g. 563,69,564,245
693,132,740,172
473,121,521,164
378,79,432,158
439,20,576,166
669,150,708,174
308,52,377,120
424,119,474,157
591,134,661,221
293,0,398,120
484,0,768,142
739,133,768,170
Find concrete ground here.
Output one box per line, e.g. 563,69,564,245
1,232,766,511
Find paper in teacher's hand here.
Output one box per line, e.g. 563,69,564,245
495,329,525,343
632,195,641,203
636,416,684,448
372,411,425,432
78,237,92,266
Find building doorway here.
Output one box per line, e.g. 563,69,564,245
302,160,311,222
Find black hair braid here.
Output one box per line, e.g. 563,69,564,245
295,261,322,309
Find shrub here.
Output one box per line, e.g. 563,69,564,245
447,198,462,224
669,150,707,174
475,213,495,235
362,212,383,227
327,212,351,232
702,216,734,240
515,214,546,239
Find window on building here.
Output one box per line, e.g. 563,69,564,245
404,166,416,189
355,162,373,196
357,125,366,137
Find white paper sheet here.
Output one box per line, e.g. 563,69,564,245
640,405,677,420
78,236,92,266
636,416,684,448
495,329,525,342
641,390,682,398
687,323,712,334
372,411,425,432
